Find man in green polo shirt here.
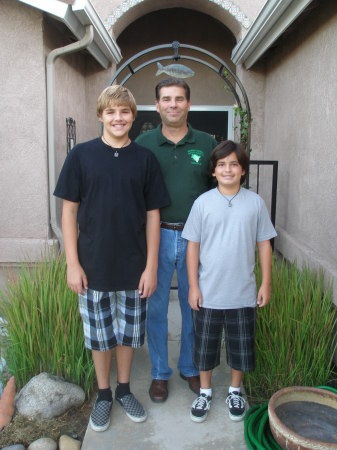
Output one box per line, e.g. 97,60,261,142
136,78,217,402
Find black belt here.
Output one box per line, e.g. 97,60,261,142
160,222,185,231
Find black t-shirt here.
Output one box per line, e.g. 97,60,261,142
54,138,170,291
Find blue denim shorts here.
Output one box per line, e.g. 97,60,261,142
78,288,147,351
192,307,256,372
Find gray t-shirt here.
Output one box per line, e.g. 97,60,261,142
182,187,277,309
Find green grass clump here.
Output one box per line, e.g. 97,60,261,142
0,252,95,397
244,255,337,404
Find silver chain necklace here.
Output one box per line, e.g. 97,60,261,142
221,188,241,207
102,135,130,157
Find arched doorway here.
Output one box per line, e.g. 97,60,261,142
109,41,277,231
110,41,252,152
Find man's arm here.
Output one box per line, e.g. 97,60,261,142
62,199,88,294
186,240,202,311
138,208,160,299
256,240,272,307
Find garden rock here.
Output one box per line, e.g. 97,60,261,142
59,434,81,450
15,372,85,419
28,437,57,450
1,445,25,450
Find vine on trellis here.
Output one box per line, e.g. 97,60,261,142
233,103,250,146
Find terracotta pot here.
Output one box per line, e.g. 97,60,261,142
268,386,337,450
0,375,15,430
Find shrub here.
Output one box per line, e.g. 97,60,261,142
244,255,337,404
0,252,95,397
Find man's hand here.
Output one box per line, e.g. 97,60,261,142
67,263,88,295
138,267,157,299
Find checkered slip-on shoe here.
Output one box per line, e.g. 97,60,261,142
89,398,113,432
115,392,147,422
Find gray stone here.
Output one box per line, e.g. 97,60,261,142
59,434,81,450
15,372,85,419
1,445,25,450
28,438,57,450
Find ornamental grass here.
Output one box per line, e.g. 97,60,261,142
0,252,95,397
244,255,337,404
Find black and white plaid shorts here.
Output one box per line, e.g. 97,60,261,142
78,289,147,351
192,307,256,372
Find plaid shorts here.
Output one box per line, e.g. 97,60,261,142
193,307,256,372
78,288,147,351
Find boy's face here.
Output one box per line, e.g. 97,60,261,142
213,152,245,193
99,103,134,142
156,86,190,129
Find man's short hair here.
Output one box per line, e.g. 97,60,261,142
209,140,249,185
155,78,190,101
97,85,137,119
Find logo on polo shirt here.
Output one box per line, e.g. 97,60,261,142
188,149,204,166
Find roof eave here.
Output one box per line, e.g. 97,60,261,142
231,0,314,69
18,0,122,68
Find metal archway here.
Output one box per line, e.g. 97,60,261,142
110,41,252,152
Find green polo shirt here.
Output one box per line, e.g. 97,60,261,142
136,124,217,222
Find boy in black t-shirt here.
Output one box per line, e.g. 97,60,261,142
54,85,170,432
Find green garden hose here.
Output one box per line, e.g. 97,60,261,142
244,386,337,449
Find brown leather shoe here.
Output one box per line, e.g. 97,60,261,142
149,379,168,402
180,374,200,394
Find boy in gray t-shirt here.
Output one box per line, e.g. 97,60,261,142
182,140,277,423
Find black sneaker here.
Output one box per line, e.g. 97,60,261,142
226,391,246,421
190,393,212,423
89,398,113,432
115,391,147,423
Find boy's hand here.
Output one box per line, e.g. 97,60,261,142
138,267,157,299
189,286,202,311
67,263,88,295
257,283,271,307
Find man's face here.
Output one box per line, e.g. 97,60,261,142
156,86,190,128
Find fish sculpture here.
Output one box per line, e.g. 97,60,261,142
156,62,195,78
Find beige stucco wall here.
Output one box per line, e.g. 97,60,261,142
262,2,337,303
0,1,115,269
0,0,51,262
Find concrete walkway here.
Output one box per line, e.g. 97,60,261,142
81,290,248,450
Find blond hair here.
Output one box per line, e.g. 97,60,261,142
96,85,137,119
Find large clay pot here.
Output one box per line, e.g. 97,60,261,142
0,376,15,431
268,386,337,450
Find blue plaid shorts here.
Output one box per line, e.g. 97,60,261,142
78,288,147,351
193,307,256,372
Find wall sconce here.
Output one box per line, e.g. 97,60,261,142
66,117,76,153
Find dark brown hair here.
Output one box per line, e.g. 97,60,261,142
155,78,190,101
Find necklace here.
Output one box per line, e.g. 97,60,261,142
102,135,130,157
220,188,241,207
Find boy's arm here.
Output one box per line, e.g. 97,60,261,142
256,240,272,307
62,199,88,295
186,240,202,311
138,208,160,299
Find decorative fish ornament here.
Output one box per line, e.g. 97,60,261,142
156,62,195,78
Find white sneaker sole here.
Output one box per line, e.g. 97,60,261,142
89,416,111,432
190,411,208,423
125,411,147,423
228,411,246,422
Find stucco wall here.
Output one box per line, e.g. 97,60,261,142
0,2,115,267
263,2,337,303
0,0,51,262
